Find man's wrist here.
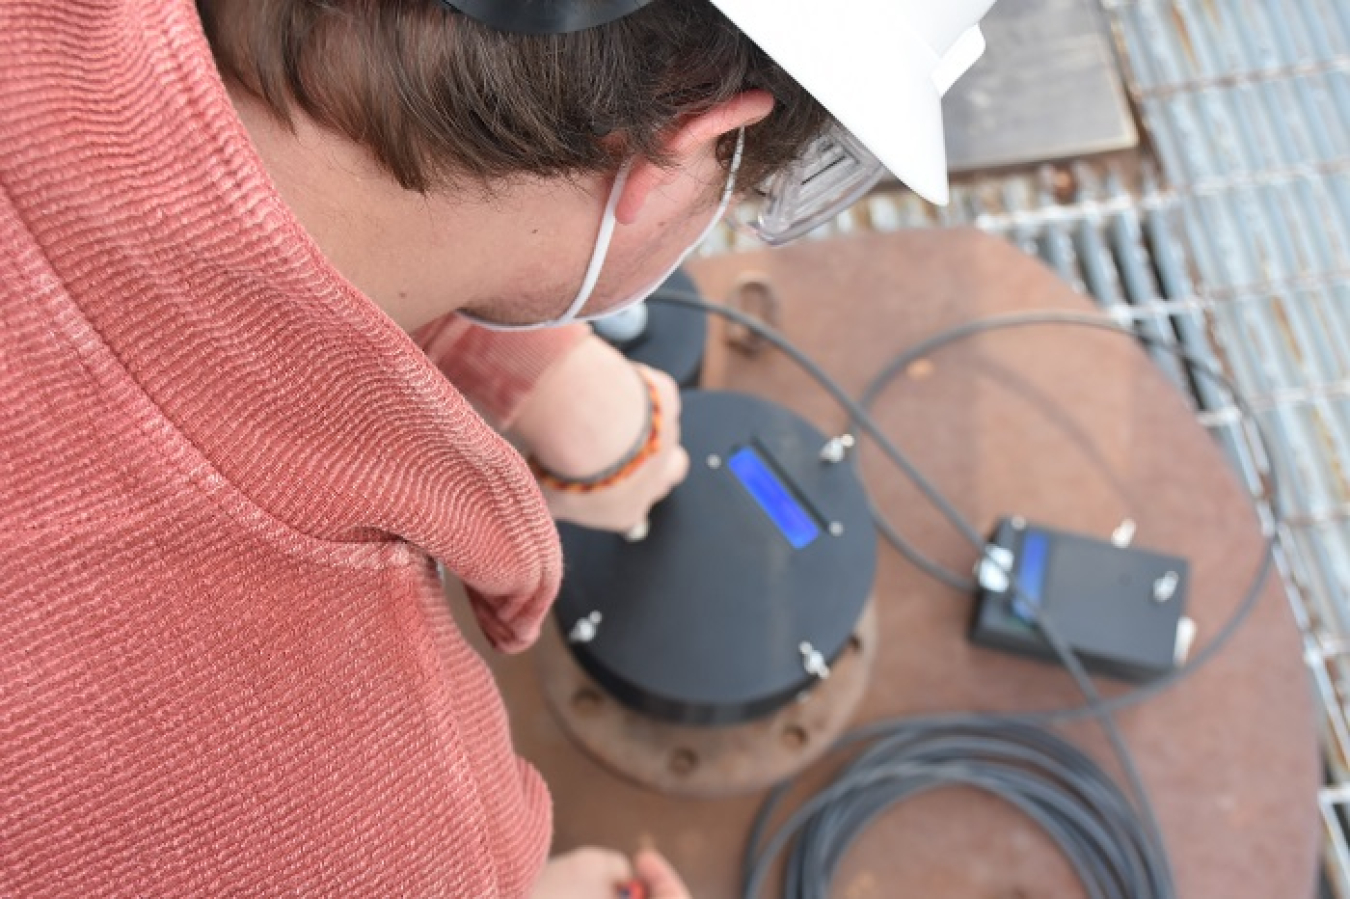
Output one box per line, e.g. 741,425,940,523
510,335,650,478
531,367,660,492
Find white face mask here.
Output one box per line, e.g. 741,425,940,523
463,129,745,332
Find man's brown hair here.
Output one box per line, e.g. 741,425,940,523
198,0,832,193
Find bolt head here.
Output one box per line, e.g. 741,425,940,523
568,612,604,644
820,438,849,463
1152,571,1180,603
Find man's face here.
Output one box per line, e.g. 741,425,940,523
226,77,753,335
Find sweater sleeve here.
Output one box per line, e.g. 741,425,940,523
413,314,591,429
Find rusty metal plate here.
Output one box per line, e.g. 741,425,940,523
458,232,1317,899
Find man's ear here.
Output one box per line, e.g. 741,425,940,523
614,90,775,226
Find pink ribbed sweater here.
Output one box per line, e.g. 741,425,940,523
0,2,592,895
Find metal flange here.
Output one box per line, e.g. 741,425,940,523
537,602,877,798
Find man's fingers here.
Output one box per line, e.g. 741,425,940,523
665,411,682,453
639,364,681,426
633,850,691,899
530,848,634,899
577,847,634,884
663,379,682,420
600,848,636,886
664,446,690,493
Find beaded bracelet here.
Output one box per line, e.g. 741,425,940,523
530,368,662,494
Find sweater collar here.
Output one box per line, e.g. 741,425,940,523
1,0,562,650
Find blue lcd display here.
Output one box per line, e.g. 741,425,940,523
1011,530,1051,623
727,447,821,549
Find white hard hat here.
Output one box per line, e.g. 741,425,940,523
707,0,998,206
441,0,999,212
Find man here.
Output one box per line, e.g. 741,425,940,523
0,0,993,895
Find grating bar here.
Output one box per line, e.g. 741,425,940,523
1322,787,1350,899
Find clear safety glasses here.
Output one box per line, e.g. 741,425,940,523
739,125,886,246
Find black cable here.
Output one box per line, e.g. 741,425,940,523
847,310,1279,725
650,290,1281,899
741,718,1169,899
867,492,976,592
647,291,1169,895
650,291,987,547
852,312,1265,595
837,312,1277,894
650,293,1278,721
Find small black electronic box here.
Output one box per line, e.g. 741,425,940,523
970,517,1194,683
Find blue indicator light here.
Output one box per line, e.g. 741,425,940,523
727,447,821,550
1011,531,1051,623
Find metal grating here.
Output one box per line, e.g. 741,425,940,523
700,1,1350,893
1103,3,1350,893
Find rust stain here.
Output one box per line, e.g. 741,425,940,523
1168,5,1198,68
1203,310,1232,370
906,359,936,381
842,870,879,899
1309,301,1346,373
1268,295,1307,369
1309,406,1350,501
1322,661,1350,772
1201,0,1222,31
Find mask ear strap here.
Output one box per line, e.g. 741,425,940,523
564,128,741,325
577,128,747,326
556,159,633,324
723,127,746,204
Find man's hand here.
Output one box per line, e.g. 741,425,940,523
530,848,631,899
512,336,689,534
634,849,694,899
529,848,693,899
